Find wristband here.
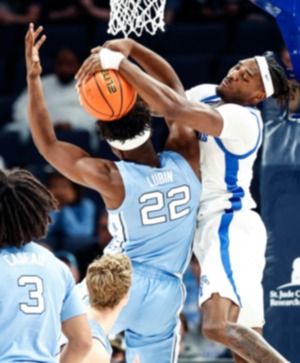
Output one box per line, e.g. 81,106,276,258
99,48,125,70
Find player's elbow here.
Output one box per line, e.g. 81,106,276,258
67,335,93,357
34,136,57,158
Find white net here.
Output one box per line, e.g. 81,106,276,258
108,0,167,38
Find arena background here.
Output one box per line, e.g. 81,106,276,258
0,0,299,362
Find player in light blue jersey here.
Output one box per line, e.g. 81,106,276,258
0,168,92,363
26,23,200,363
79,40,292,362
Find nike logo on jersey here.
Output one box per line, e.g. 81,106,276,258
199,133,208,142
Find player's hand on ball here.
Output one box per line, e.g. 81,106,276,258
75,51,103,87
25,23,46,79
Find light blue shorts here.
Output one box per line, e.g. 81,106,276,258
111,261,186,363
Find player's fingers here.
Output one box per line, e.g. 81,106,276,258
33,25,43,41
35,34,46,51
76,58,96,82
80,63,95,84
25,25,35,58
32,53,39,63
102,40,112,48
91,46,101,53
26,23,34,45
25,23,32,42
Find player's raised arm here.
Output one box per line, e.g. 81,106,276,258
76,39,184,96
25,24,119,201
102,39,200,174
76,47,223,137
76,41,200,176
98,39,184,95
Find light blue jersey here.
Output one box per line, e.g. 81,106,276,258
0,242,86,362
104,151,201,363
105,150,201,277
89,319,112,358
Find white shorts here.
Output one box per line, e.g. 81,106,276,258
193,209,267,328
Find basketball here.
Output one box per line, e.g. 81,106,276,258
78,70,137,121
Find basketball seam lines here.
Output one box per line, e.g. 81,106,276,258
93,74,114,117
80,84,112,118
115,72,123,118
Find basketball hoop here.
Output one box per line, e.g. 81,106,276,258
108,0,167,38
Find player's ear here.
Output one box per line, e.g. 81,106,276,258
253,90,266,104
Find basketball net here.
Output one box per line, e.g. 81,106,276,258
108,0,167,38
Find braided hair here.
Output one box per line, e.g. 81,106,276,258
266,57,294,103
0,168,58,248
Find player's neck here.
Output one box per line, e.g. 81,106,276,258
88,306,123,335
122,143,160,168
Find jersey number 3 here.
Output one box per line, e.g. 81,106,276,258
18,275,45,314
140,185,191,225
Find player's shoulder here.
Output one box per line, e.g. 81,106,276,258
160,149,185,162
185,84,218,102
217,103,262,121
160,150,196,174
26,241,53,255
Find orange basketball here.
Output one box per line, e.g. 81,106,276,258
78,69,137,121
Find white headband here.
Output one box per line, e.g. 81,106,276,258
255,56,274,98
106,129,151,151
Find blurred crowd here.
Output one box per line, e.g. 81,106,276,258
0,0,269,27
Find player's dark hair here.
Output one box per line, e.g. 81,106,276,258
96,99,152,142
266,57,292,103
0,168,58,248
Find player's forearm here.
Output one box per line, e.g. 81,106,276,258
130,41,184,94
27,76,58,153
119,59,180,120
119,59,223,136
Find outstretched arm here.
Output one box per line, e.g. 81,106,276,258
76,41,201,176
76,47,223,137
100,40,201,171
25,24,123,207
117,57,224,137
96,39,184,95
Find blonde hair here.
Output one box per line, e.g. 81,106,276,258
86,254,132,309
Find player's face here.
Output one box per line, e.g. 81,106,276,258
217,58,265,105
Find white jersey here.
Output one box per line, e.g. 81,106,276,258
186,84,263,216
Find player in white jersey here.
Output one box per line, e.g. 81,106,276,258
0,168,92,363
26,24,200,363
76,40,292,362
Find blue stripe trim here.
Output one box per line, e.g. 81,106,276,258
214,111,262,159
223,153,245,211
170,281,185,363
200,95,220,103
218,212,242,306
